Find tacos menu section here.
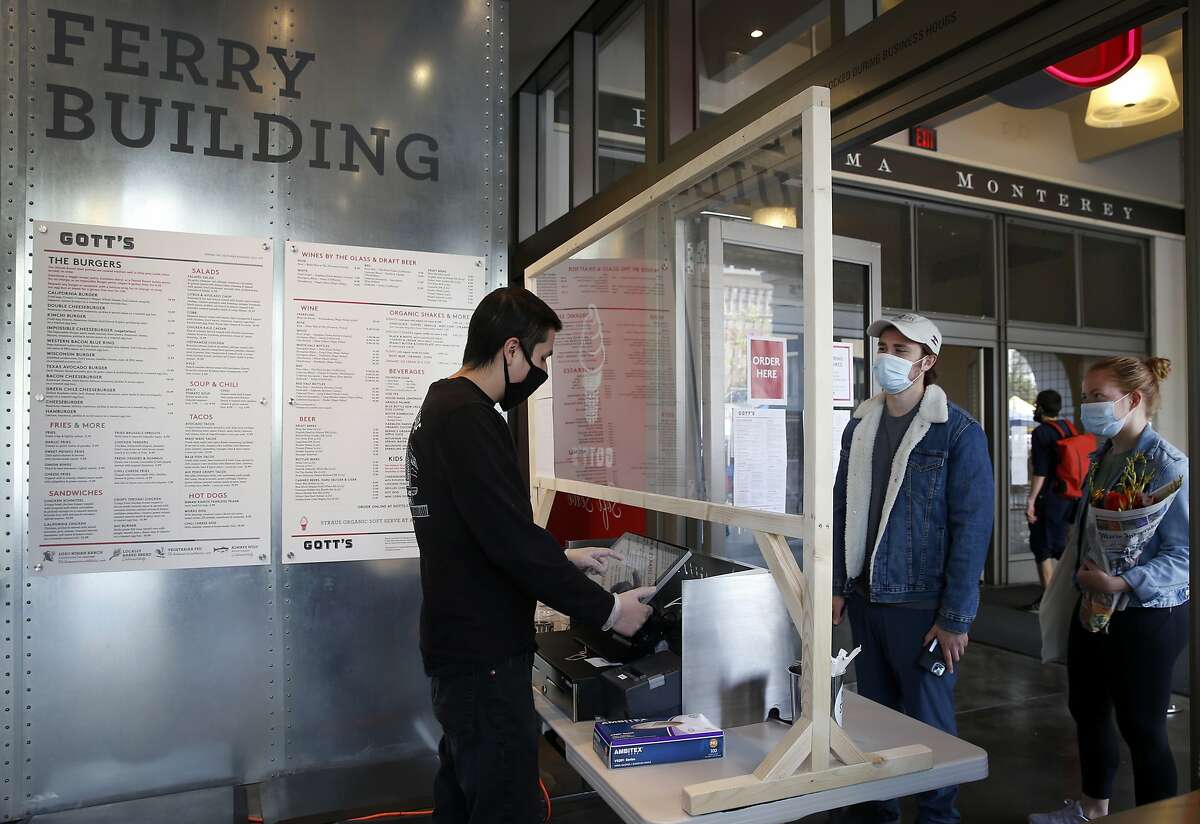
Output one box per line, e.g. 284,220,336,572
30,222,273,574
282,241,481,564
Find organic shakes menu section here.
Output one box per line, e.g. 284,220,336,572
283,241,481,564
30,222,273,575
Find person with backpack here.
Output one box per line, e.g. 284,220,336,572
1029,356,1188,823
1025,390,1093,612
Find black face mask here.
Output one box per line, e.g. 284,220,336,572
500,341,548,411
1033,408,1043,423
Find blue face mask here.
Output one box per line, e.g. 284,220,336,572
874,353,922,395
1080,394,1131,439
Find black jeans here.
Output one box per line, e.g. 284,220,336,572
431,653,540,824
1068,601,1188,805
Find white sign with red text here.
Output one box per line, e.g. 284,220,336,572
282,240,483,564
30,222,273,575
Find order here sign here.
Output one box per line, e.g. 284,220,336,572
748,337,787,403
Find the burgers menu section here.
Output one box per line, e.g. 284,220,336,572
30,222,273,574
282,241,480,564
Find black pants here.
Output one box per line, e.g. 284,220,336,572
431,653,540,824
1067,601,1187,805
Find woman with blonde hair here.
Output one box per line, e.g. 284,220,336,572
1031,356,1189,823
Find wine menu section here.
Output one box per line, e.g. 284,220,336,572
30,222,273,574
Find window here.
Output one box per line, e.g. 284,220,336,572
538,66,571,228
696,0,831,119
833,192,913,309
916,206,995,318
596,2,646,193
1007,221,1076,326
1081,234,1146,332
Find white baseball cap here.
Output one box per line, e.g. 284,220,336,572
867,313,942,355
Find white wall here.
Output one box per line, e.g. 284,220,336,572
1152,236,1188,454
879,102,1183,204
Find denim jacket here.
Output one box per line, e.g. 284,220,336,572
833,385,995,634
1079,425,1189,609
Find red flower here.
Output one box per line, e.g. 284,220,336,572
1102,491,1129,511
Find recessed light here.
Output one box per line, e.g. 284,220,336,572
750,29,764,38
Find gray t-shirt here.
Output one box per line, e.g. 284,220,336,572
864,405,920,557
854,404,937,608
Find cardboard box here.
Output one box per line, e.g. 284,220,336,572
593,714,724,769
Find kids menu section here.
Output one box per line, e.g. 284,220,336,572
28,222,484,575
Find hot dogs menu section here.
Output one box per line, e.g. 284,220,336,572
30,222,273,574
282,241,480,564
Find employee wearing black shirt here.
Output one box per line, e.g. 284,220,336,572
408,287,653,824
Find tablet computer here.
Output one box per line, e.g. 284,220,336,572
585,532,692,597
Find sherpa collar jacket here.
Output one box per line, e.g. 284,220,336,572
832,385,995,634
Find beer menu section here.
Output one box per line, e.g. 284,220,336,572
30,222,273,574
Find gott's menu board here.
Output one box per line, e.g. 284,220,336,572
283,241,482,564
30,222,274,575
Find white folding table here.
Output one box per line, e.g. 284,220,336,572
535,688,987,824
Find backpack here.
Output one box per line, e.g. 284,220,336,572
1045,419,1096,500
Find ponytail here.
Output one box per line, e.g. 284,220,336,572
1088,356,1172,416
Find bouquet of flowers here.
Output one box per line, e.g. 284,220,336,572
1079,453,1183,633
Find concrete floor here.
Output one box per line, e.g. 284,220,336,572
542,643,1191,824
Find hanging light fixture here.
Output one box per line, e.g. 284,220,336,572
751,207,797,229
1085,53,1179,128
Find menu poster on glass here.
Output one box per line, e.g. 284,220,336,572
732,407,787,513
537,258,679,495
30,222,274,575
283,241,483,564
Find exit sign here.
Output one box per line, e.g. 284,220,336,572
909,125,938,151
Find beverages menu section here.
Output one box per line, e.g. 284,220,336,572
283,241,481,564
30,222,273,575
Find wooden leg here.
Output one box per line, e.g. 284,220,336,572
533,488,556,528
683,744,934,815
830,723,876,766
753,721,813,782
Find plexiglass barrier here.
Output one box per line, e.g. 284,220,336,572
529,89,830,561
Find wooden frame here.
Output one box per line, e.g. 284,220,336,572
526,86,932,816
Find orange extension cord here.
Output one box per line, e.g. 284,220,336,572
248,778,552,824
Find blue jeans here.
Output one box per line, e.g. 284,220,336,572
843,596,959,824
430,653,541,824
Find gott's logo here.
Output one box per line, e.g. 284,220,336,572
60,231,134,250
303,538,354,550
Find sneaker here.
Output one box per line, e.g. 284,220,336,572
1024,597,1043,614
1029,800,1089,823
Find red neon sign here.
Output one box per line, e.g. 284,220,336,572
1044,28,1142,89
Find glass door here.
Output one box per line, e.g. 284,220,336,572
1004,348,1113,584
701,218,881,567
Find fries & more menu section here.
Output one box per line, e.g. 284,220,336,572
30,222,274,575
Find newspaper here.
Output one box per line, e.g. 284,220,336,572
1079,488,1180,633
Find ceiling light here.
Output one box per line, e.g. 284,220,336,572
412,62,432,90
1085,53,1179,128
750,29,764,39
751,207,796,229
